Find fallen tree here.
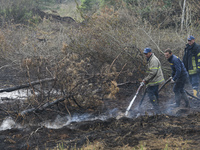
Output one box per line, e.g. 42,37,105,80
19,94,85,116
19,96,66,116
0,78,55,93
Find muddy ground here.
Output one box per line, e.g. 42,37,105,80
1,83,200,150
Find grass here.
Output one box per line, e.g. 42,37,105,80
53,136,191,150
41,1,83,22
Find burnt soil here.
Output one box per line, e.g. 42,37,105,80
1,84,200,150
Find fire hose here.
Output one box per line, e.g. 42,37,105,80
125,77,200,116
139,77,200,108
125,82,144,116
139,77,172,107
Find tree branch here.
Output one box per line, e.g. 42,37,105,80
0,78,55,93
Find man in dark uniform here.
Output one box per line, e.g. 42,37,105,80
183,36,200,97
164,48,190,108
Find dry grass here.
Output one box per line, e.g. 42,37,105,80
54,137,191,150
138,137,191,150
2,2,200,111
2,1,200,150
43,1,82,22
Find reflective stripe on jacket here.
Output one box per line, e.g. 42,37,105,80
183,43,200,75
144,53,165,86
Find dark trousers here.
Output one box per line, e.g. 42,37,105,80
189,73,199,90
147,85,159,110
173,75,189,106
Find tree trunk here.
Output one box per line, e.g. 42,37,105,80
0,78,55,93
20,97,66,116
181,0,186,31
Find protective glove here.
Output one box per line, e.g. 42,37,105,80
170,78,175,84
140,80,145,86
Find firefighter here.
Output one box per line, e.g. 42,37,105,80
183,36,200,97
164,48,190,108
142,48,165,113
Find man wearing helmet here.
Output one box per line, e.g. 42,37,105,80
142,48,165,113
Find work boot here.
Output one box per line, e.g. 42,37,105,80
170,103,180,108
172,93,181,108
154,101,161,114
153,104,161,114
193,89,198,97
150,96,161,114
182,92,190,108
156,107,162,114
185,101,190,108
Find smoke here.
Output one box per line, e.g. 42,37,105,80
0,97,187,131
43,113,92,129
0,89,59,104
43,108,124,129
0,89,32,104
0,117,22,131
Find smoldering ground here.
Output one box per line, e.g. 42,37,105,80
1,85,200,149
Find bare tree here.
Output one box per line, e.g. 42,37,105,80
181,0,186,31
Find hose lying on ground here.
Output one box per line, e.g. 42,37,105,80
185,90,200,100
139,77,172,107
139,77,200,107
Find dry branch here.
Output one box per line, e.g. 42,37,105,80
117,81,137,86
19,95,83,116
139,27,163,54
20,97,66,116
0,78,55,93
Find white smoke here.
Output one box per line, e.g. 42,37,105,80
43,108,124,129
0,89,32,104
0,117,22,131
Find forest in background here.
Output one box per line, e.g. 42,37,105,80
0,0,200,114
